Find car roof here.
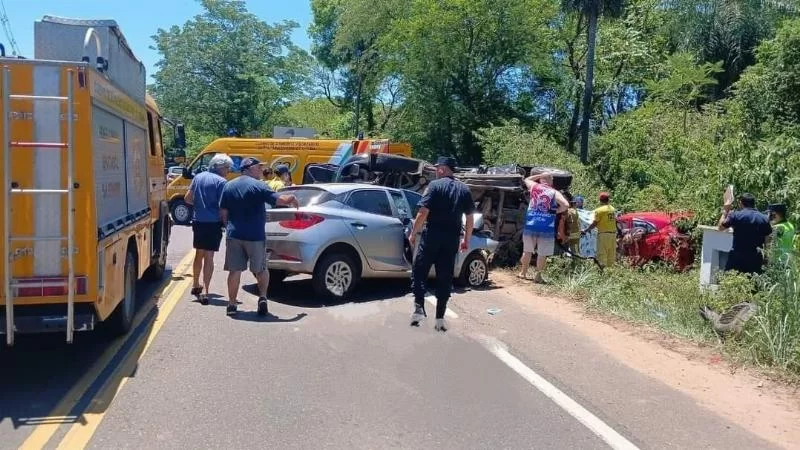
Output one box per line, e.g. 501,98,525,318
619,211,693,229
284,183,409,196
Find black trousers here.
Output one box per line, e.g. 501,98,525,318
412,229,460,319
725,250,764,275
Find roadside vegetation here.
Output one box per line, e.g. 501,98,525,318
149,2,800,376
510,255,800,380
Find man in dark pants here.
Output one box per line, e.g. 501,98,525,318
408,156,475,332
718,192,772,275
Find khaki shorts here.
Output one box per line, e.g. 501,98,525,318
224,238,267,273
522,233,555,256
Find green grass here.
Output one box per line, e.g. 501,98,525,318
509,255,800,380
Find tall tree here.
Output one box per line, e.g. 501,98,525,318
150,0,312,138
562,0,625,163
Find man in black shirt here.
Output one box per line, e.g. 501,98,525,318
718,192,772,274
407,156,475,332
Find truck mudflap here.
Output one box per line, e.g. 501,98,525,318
0,303,95,335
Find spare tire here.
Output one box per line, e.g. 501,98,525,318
527,166,573,191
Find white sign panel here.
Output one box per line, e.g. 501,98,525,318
92,106,129,227
124,123,149,215
273,126,316,138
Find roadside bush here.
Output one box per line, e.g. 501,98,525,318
531,248,800,377
476,120,604,197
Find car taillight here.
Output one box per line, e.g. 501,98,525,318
12,276,89,297
278,213,324,230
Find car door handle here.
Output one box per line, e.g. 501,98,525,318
350,222,367,230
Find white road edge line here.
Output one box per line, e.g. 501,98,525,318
424,295,458,319
481,337,640,450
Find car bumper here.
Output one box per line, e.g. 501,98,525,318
266,239,321,274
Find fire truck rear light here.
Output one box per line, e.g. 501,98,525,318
12,276,88,297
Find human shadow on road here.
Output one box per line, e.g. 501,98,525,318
0,266,177,433
244,277,412,308
228,311,308,323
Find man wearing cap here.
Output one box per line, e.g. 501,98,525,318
407,156,474,332
582,192,617,268
718,193,772,274
219,157,299,316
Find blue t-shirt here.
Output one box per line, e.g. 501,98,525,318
722,208,772,254
188,170,227,223
219,175,280,241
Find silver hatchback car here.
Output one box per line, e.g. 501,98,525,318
265,184,499,299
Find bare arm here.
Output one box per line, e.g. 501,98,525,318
463,212,474,249
275,193,299,208
220,208,228,227
718,205,732,231
184,185,194,205
554,191,569,214
408,207,430,247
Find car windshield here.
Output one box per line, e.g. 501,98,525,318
282,187,336,207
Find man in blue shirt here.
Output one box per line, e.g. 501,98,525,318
718,192,772,274
407,156,475,332
185,153,232,305
220,157,298,316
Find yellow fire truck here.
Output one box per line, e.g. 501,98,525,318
0,16,182,345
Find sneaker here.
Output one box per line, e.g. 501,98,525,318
434,318,448,332
410,304,426,326
257,297,269,316
226,303,238,316
199,294,209,306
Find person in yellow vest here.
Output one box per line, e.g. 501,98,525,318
582,192,617,267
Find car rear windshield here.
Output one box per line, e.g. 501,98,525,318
282,187,336,207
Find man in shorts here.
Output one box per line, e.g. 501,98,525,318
184,153,232,304
519,172,569,283
219,157,299,316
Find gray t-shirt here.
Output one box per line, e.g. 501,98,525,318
188,170,227,223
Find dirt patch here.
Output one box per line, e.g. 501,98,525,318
487,271,800,449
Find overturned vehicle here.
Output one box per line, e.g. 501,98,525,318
304,155,578,266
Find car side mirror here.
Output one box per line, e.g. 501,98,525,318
182,167,194,179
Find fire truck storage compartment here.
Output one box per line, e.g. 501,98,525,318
34,15,146,104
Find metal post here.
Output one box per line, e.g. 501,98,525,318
3,67,13,346
66,70,75,344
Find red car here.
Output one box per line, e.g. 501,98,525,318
617,212,695,270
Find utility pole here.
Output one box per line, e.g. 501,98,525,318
353,46,363,138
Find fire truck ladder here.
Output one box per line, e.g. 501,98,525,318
2,68,76,346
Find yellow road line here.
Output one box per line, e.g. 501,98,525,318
18,251,195,450
55,263,194,449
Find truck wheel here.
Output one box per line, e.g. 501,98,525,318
170,199,192,226
143,220,169,281
458,251,488,287
312,253,360,300
107,250,137,336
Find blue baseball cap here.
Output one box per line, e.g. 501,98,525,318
275,165,290,176
435,156,457,170
240,157,262,170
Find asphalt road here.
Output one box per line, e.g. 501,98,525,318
0,227,785,449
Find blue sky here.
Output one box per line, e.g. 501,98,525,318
4,0,313,82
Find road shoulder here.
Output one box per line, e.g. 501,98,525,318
453,271,800,449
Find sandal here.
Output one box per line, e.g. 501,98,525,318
191,286,203,297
